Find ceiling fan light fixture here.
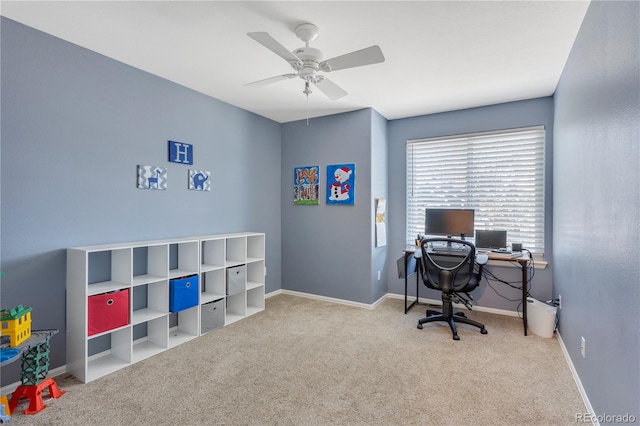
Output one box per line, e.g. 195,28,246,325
319,62,332,72
246,22,385,102
303,81,313,96
295,23,319,45
299,67,316,79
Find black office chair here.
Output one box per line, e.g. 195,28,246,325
416,238,488,340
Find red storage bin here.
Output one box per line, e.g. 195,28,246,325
88,289,129,336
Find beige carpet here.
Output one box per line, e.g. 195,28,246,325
7,294,585,425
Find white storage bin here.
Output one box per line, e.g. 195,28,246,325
226,265,246,295
527,297,557,338
201,299,225,333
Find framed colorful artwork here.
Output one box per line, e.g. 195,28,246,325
137,165,167,190
326,163,355,205
294,166,319,205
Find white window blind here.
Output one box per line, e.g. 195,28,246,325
406,126,545,253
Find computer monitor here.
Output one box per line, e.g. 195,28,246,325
424,208,475,239
475,229,507,250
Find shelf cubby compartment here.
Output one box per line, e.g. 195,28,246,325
246,260,265,290
87,248,132,295
225,291,247,325
132,244,169,286
86,327,132,382
225,237,246,267
168,240,199,279
132,317,169,363
201,238,226,272
247,285,265,316
247,234,265,263
201,269,226,305
168,307,199,348
131,280,169,325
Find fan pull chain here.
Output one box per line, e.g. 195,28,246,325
303,80,311,125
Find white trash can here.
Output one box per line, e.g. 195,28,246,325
527,297,557,338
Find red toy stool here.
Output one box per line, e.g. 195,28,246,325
9,378,65,415
2,330,65,415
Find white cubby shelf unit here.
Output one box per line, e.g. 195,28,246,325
66,232,265,383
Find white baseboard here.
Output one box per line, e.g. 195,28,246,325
265,289,283,299
270,289,520,317
556,332,599,425
274,289,383,309
385,293,521,317
1,365,67,397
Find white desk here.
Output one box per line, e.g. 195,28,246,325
402,248,532,336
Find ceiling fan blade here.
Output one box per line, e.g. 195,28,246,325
321,45,385,72
314,77,348,100
247,32,301,64
244,73,297,87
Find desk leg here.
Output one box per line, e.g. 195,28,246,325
404,253,419,314
415,262,420,307
521,260,528,336
404,254,409,313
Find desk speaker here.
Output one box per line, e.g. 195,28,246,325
511,243,522,252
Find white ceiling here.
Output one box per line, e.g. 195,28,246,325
2,1,590,123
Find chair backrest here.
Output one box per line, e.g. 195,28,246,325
420,238,477,293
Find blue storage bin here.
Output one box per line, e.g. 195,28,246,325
169,275,199,313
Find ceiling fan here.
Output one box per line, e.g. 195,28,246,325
245,23,385,101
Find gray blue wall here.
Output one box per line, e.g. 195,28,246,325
553,0,639,419
1,18,282,386
387,98,555,311
280,109,387,305
370,110,389,303
3,4,638,418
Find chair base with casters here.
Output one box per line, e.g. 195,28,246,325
416,237,489,340
417,293,487,340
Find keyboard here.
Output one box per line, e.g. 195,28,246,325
487,250,523,259
429,246,469,255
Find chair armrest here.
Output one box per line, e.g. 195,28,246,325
476,254,488,266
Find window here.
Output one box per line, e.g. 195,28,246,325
406,126,545,253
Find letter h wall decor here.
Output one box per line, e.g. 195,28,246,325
168,140,193,165
137,141,210,191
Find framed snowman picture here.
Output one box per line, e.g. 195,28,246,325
326,163,355,205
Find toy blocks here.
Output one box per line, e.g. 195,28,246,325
1,305,32,347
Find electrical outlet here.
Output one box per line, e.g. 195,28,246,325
558,295,562,309
264,267,267,276
581,337,586,358
377,270,381,281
